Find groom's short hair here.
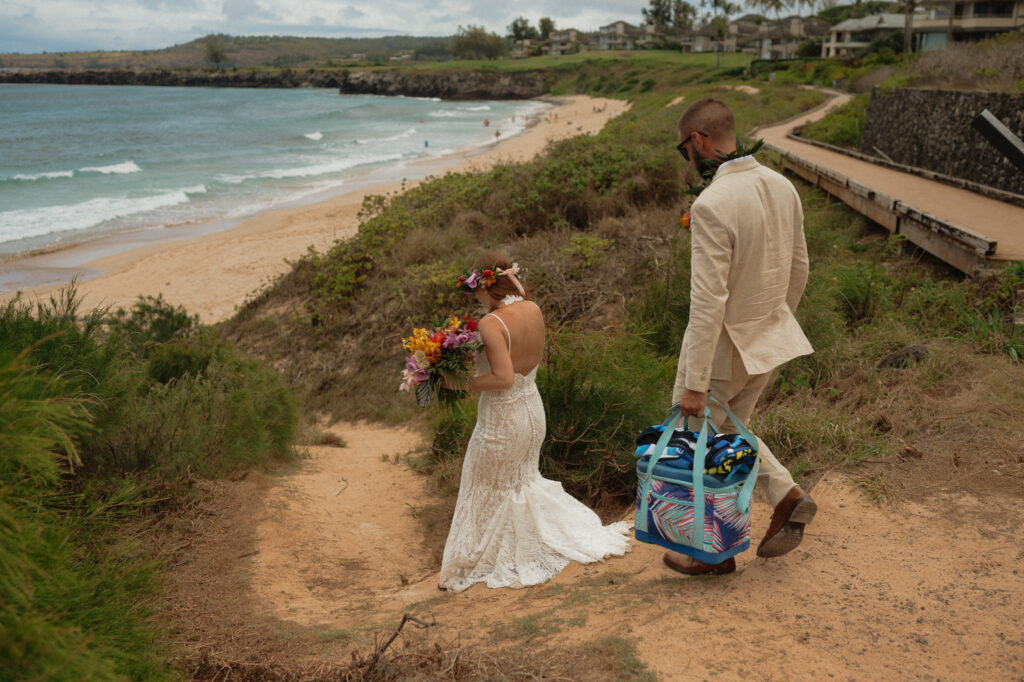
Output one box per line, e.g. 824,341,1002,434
678,99,735,143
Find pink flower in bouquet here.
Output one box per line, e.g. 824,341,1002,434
399,354,432,391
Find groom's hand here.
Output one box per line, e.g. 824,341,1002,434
678,389,708,418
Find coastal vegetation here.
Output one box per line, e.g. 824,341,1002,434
0,290,298,680
222,55,1024,517
4,48,1024,678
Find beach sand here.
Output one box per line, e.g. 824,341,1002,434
1,95,628,323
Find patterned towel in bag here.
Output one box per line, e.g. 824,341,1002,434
635,424,757,483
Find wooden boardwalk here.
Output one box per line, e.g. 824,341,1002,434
757,91,1024,275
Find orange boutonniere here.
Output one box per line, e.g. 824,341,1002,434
679,212,691,231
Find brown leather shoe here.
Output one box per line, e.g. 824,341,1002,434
663,551,736,576
757,485,817,558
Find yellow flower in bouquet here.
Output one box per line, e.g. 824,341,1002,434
402,327,441,364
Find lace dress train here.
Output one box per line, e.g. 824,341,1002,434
439,332,631,593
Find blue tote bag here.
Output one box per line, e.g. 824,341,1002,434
634,398,760,564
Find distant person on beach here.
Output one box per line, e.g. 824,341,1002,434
665,98,817,576
438,254,630,592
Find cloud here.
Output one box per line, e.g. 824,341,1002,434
221,0,276,23
2,0,658,53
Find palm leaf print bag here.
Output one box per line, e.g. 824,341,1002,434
634,397,760,564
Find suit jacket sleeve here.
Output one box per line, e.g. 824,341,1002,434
679,200,732,394
786,191,809,313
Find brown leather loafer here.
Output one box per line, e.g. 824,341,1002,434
757,485,817,558
663,551,736,576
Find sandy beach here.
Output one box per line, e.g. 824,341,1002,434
1,95,627,323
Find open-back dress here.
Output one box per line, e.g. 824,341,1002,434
438,311,631,592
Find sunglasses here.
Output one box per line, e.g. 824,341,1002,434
676,131,708,162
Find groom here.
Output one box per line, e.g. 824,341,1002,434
666,98,817,576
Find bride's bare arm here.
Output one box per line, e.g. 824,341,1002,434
468,316,515,392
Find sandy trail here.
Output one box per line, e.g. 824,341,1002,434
1,95,628,322
224,420,1023,680
146,88,1024,678
758,89,1024,262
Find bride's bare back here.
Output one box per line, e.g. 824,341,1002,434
470,300,544,392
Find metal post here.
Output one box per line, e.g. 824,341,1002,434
971,109,1024,173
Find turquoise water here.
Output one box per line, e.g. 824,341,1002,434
0,84,549,257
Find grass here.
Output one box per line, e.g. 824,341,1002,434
799,92,869,149
0,289,302,679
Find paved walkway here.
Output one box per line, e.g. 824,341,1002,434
758,90,1024,264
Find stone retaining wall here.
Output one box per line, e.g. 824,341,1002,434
861,88,1024,195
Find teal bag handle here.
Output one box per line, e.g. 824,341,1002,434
707,395,761,514
636,405,682,534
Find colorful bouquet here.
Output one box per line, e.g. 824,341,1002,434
400,313,482,407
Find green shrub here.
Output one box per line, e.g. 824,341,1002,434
538,330,674,504
800,93,870,149
0,355,173,681
831,261,894,326
1,287,299,479
105,294,198,357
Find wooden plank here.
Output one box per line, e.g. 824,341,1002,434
898,216,988,276
893,202,997,256
846,191,899,232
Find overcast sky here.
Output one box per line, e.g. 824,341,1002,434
1,0,686,54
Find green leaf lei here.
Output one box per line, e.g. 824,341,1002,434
684,137,765,198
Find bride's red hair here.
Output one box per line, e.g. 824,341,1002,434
473,252,529,301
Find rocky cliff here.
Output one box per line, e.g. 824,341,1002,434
0,68,551,100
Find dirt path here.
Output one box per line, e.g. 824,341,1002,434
758,89,1024,262
170,419,1024,680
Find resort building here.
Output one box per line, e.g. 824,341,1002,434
510,39,537,58
821,13,905,57
543,29,585,56
592,21,660,50
738,15,829,58
913,0,1024,50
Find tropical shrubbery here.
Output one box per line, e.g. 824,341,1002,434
0,289,299,679
799,93,870,149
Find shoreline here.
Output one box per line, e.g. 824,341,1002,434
1,95,628,323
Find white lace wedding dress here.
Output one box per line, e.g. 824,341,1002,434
438,313,631,593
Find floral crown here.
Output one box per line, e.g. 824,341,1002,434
456,262,522,293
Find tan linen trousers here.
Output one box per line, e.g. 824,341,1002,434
675,348,797,508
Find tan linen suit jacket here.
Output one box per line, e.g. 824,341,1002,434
673,156,813,398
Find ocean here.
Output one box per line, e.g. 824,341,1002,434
0,84,550,260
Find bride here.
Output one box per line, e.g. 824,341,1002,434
438,254,631,593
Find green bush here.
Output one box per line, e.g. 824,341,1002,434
832,261,895,326
538,330,675,504
0,287,299,479
0,355,172,681
799,93,870,149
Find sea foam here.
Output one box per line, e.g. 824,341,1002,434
259,153,404,180
79,161,142,175
356,128,417,145
0,188,195,242
304,132,324,141
10,170,75,181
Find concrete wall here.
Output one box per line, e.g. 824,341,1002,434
861,88,1024,195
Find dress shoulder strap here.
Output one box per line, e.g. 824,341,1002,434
487,313,511,352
